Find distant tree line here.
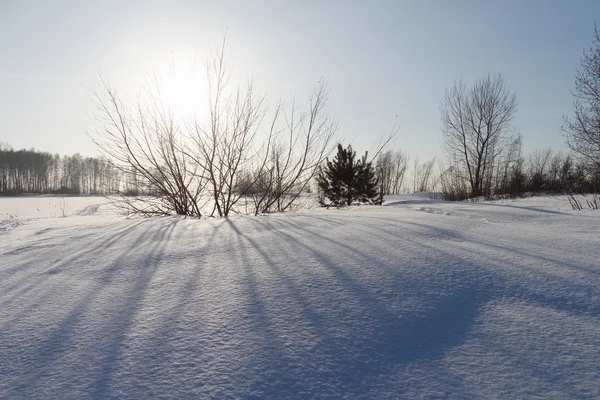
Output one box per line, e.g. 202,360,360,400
434,24,600,201
322,24,600,202
373,146,600,201
436,143,600,201
0,143,123,195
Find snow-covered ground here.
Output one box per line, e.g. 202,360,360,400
1,194,599,399
0,196,115,234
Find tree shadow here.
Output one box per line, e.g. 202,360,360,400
112,217,232,397
4,208,597,398
87,218,180,398
1,219,152,314
6,218,180,398
222,216,488,398
232,212,600,397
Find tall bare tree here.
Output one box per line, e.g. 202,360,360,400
563,24,600,169
441,74,518,198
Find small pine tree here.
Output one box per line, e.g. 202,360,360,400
317,143,382,207
317,144,357,207
356,153,383,205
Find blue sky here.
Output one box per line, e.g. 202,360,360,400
1,0,599,160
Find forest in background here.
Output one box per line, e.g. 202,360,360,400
2,140,599,201
0,143,124,195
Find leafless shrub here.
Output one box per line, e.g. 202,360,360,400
412,158,437,193
376,149,410,195
91,40,337,218
188,43,271,217
568,193,584,210
91,73,205,217
251,84,338,214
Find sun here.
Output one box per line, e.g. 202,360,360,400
159,52,209,120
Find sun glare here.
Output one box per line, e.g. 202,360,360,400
159,52,208,120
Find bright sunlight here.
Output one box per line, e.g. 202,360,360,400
159,50,209,120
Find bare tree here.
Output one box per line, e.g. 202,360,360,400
547,151,567,191
91,74,204,217
376,149,409,195
190,50,337,217
526,147,553,191
391,151,410,194
376,151,395,195
494,133,524,196
437,159,469,201
251,83,338,214
412,157,436,192
189,42,271,217
441,74,518,198
563,24,600,169
91,40,337,217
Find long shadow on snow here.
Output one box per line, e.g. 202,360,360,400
353,214,599,278
226,216,488,398
8,218,179,399
481,201,569,215
1,219,152,313
383,218,600,317
1,219,149,285
87,218,180,398
251,213,599,396
223,218,304,397
121,218,231,398
383,198,441,207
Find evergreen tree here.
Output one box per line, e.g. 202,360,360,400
317,143,382,207
356,153,383,205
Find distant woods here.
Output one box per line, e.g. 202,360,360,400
4,137,597,202
375,145,600,200
0,143,123,195
437,143,600,201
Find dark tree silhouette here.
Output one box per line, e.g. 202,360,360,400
356,152,382,204
317,144,382,207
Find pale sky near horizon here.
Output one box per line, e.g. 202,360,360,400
1,0,599,161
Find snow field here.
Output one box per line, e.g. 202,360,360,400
0,194,599,398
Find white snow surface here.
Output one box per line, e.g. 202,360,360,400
1,194,599,399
